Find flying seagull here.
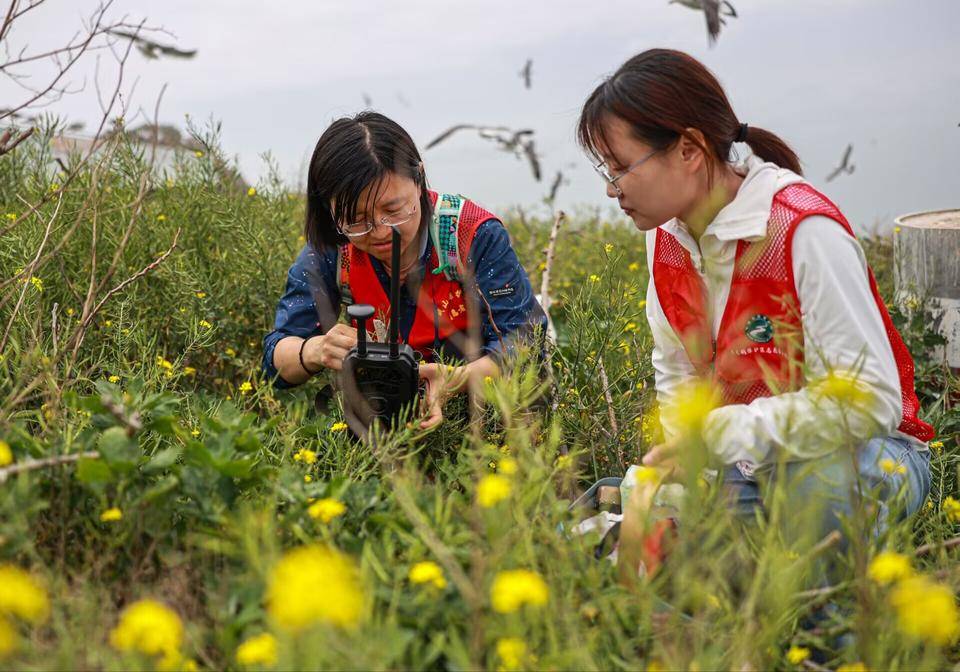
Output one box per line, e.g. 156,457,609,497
546,170,566,203
362,92,373,107
107,29,197,60
669,0,737,45
425,125,541,181
825,144,855,182
519,59,533,89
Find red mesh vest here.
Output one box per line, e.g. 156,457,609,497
337,191,496,358
652,182,934,442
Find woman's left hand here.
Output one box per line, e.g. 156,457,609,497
418,363,460,429
641,436,687,483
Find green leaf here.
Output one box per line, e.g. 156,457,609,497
97,427,139,472
143,446,181,474
76,457,114,485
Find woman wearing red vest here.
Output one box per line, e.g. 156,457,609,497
263,112,546,428
578,49,932,544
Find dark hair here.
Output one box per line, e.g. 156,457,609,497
305,111,431,250
577,49,802,180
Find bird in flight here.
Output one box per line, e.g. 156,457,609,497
519,59,533,89
825,144,855,182
107,29,197,59
425,125,541,181
669,0,737,45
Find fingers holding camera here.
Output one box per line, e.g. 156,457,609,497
304,324,357,371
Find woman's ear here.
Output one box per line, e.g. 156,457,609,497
679,128,707,173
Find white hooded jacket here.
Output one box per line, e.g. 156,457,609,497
645,155,927,467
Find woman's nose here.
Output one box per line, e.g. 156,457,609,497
605,181,620,199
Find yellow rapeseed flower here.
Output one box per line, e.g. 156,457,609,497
236,632,278,667
408,561,446,589
889,575,960,646
555,454,573,470
266,545,364,630
109,599,183,657
157,214,167,222
589,274,600,283
0,440,13,467
942,496,960,523
893,226,901,234
198,320,212,329
496,637,528,671
633,465,662,486
4,213,16,221
184,366,197,376
836,663,868,672
0,565,49,624
108,375,120,383
477,474,511,508
195,292,206,299
30,277,43,293
929,440,944,452
100,507,123,523
194,150,204,158
604,243,614,253
191,429,200,438
156,356,174,370
490,569,549,613
247,187,257,197
628,262,640,272
0,616,17,658
867,551,912,585
812,371,874,408
239,381,253,394
879,458,907,476
303,474,312,483
308,498,346,523
666,380,718,432
330,422,348,433
498,456,518,475
786,646,810,665
293,448,317,464
226,347,237,357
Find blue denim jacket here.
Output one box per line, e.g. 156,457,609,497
262,219,546,388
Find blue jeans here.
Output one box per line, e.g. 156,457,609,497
722,436,931,549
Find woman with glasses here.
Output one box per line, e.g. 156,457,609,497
578,49,933,555
262,112,546,428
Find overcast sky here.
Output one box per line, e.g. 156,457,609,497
6,0,959,232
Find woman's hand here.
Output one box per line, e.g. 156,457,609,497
418,363,462,429
641,436,687,483
304,324,357,372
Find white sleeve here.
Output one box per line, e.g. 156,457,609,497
701,215,904,465
645,229,699,441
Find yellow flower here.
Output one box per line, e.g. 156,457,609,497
786,646,810,665
190,429,200,438
308,498,346,523
266,545,364,630
108,375,120,383
293,448,317,464
194,150,204,158
184,366,196,377
836,663,868,672
236,632,278,667
303,474,312,483
879,458,907,476
247,187,257,197
638,299,647,309
496,637,528,671
156,356,174,370
867,551,912,585
628,262,640,272
491,569,548,613
30,276,43,293
942,496,960,523
893,226,901,233
812,371,874,408
0,440,13,467
889,575,959,646
330,422,348,433
408,561,446,589
109,599,183,657
195,292,206,299
0,565,49,624
624,322,637,332
239,381,253,394
477,474,511,508
498,457,518,475
4,213,16,221
588,274,600,283
929,440,944,452
555,454,573,470
225,347,237,357
157,214,167,222
66,307,74,316
0,616,17,658
633,465,662,486
665,380,718,432
100,507,123,523
604,243,614,253
198,320,212,329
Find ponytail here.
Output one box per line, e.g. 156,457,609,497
739,124,802,175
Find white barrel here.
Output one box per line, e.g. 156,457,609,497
893,209,960,369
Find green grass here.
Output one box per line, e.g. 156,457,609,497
1,125,958,671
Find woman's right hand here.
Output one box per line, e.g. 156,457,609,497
305,324,358,371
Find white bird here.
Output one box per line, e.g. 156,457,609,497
519,59,533,89
825,144,855,182
425,125,541,181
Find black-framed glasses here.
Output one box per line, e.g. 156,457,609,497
337,200,419,238
592,148,659,197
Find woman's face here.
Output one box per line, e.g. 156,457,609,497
338,171,423,262
595,115,703,231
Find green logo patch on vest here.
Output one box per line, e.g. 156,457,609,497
745,314,774,343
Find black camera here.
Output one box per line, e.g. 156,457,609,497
340,228,420,430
